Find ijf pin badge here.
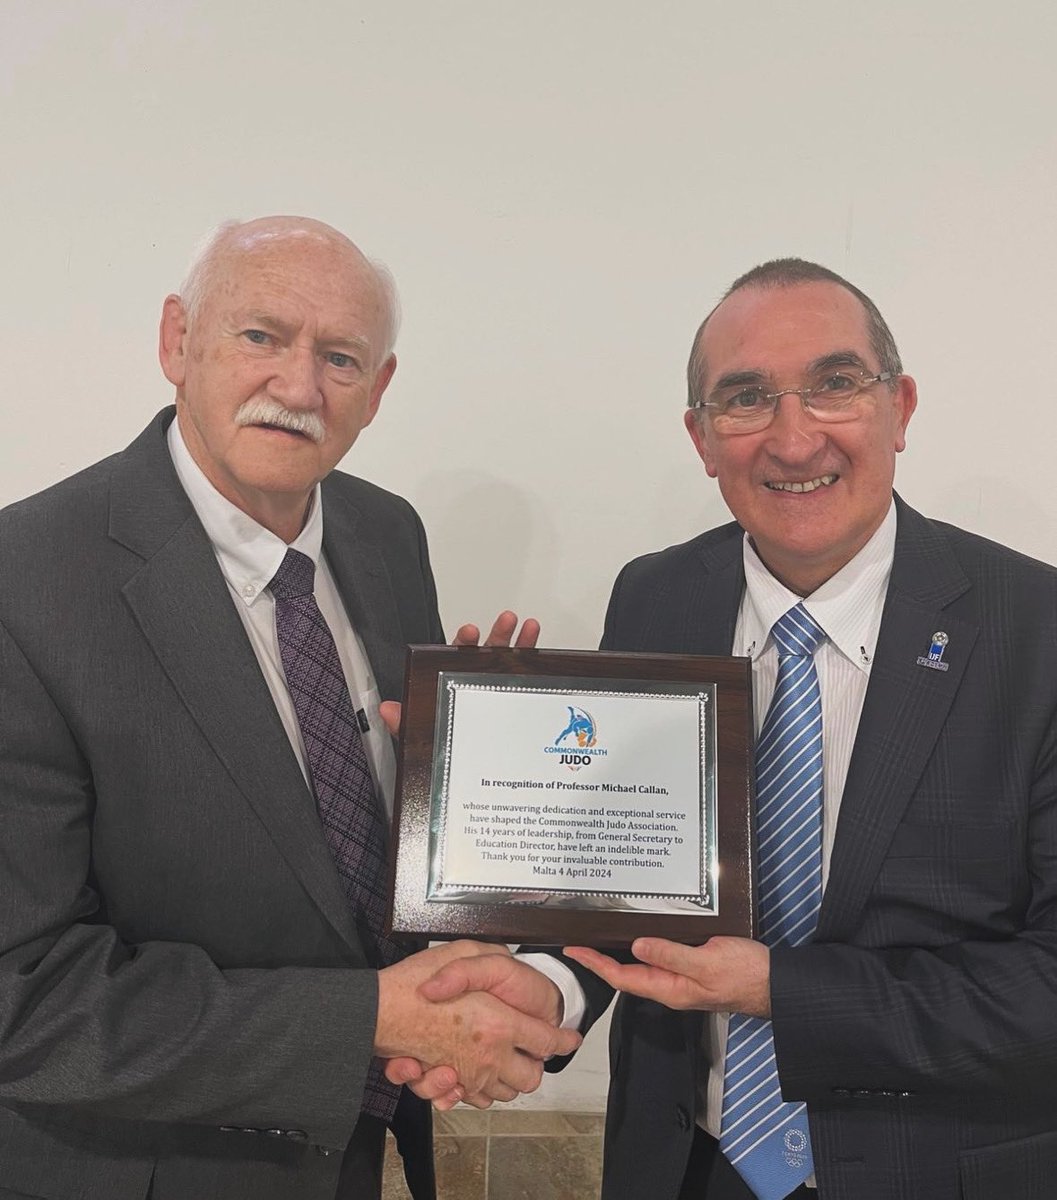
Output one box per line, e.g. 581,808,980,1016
916,631,950,673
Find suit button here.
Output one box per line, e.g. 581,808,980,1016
831,1088,851,1098
285,1129,309,1142
315,1144,338,1156
852,1089,872,1099
675,1105,691,1131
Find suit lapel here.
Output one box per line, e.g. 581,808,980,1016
320,480,406,702
686,529,745,656
818,500,978,940
109,412,365,952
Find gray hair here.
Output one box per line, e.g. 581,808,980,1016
178,218,401,359
686,257,903,409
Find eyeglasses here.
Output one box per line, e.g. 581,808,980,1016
692,369,896,435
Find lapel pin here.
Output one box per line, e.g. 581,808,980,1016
916,631,950,673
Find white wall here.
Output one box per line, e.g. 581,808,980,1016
3,0,1056,1110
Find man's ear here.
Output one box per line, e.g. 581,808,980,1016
158,295,189,388
892,373,918,453
684,408,719,478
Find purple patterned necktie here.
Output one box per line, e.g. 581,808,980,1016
268,547,402,1122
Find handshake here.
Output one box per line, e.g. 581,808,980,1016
373,940,579,1111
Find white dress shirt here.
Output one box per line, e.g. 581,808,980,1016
166,418,397,813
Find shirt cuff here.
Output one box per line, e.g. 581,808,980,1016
516,952,588,1031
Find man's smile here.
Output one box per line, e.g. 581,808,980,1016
763,473,839,494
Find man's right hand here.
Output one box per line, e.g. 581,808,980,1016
375,942,578,1107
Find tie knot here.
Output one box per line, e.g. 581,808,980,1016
771,603,826,658
268,548,316,600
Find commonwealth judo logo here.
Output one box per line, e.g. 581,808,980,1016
543,705,608,771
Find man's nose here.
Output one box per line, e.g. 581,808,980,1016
270,344,323,408
765,392,826,456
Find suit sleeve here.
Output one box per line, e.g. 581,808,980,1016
0,615,370,1150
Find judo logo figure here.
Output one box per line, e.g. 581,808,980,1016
554,706,597,771
555,706,597,749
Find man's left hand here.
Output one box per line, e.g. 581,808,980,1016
564,936,771,1017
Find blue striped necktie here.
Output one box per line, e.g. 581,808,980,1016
719,603,826,1199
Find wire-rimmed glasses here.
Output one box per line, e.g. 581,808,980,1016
692,368,896,435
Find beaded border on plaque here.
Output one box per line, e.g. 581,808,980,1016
424,673,719,919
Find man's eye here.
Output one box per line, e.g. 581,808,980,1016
243,329,270,345
815,373,857,395
326,352,358,369
726,388,767,411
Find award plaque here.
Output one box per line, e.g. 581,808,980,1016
387,646,755,948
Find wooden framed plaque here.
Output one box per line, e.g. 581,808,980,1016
387,646,755,948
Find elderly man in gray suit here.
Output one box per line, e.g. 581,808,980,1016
0,216,578,1200
393,259,1057,1200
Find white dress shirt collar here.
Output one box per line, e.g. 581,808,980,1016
167,416,323,605
738,500,897,673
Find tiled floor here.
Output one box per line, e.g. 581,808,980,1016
383,1110,604,1199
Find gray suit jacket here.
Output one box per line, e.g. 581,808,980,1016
576,497,1057,1200
0,410,444,1200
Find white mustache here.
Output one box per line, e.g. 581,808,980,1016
234,398,326,444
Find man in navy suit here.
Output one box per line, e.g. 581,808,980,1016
396,259,1057,1200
